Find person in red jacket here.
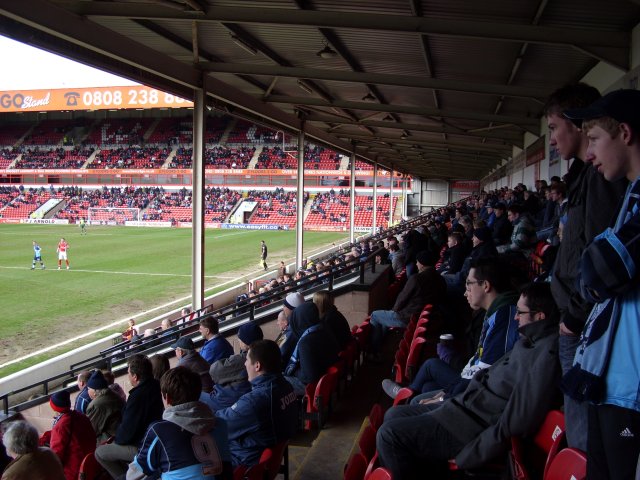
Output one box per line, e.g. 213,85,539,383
48,390,96,480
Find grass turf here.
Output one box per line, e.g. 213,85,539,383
0,224,347,371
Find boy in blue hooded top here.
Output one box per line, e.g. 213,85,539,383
127,366,232,480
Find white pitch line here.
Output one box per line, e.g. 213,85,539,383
0,265,219,278
0,238,345,369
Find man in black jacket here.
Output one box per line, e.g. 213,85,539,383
544,83,627,450
368,251,446,358
95,354,164,479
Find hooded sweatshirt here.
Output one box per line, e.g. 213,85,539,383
283,302,339,385
133,401,231,480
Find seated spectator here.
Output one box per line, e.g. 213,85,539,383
74,370,91,414
491,202,512,246
496,203,537,256
122,318,138,342
48,390,96,480
274,310,289,348
85,370,125,443
388,243,405,275
171,337,213,393
126,366,233,480
216,340,298,467
2,420,66,480
376,283,560,478
436,232,466,275
283,302,340,395
199,316,234,364
95,354,164,479
278,292,306,363
149,353,170,381
313,290,352,350
201,322,263,412
368,251,446,359
382,257,519,401
103,370,127,402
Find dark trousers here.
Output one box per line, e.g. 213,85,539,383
408,357,461,394
376,404,465,480
588,403,640,479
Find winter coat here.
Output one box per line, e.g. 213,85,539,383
429,319,560,469
86,388,125,440
50,410,96,480
180,350,214,393
1,448,66,480
114,377,164,447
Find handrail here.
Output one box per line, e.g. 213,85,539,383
0,210,440,415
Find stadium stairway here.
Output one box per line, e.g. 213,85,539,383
339,155,350,170
247,144,264,169
161,145,179,168
219,117,236,144
81,148,100,168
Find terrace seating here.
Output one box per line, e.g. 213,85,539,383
91,146,169,169
305,194,395,229
254,145,340,170
246,189,302,228
13,147,94,169
0,189,59,219
0,124,31,147
22,119,75,146
85,118,153,146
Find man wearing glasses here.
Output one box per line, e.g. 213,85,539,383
382,257,519,401
377,283,560,479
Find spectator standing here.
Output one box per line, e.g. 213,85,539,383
544,84,627,451
2,421,66,480
562,89,640,478
95,354,164,479
126,366,233,480
216,340,298,467
199,316,234,364
48,390,96,480
491,202,512,246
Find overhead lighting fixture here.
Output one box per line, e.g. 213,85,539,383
383,114,394,121
230,35,258,55
316,44,338,59
297,80,314,94
362,92,376,102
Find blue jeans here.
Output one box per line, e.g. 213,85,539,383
370,310,407,353
559,334,588,451
408,358,461,394
377,403,464,480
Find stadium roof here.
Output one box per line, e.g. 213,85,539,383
1,1,639,180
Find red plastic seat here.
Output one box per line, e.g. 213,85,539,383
78,452,108,480
543,448,586,480
368,403,384,431
234,448,271,480
262,441,289,480
344,452,368,480
405,336,426,382
358,424,377,462
367,467,393,480
303,366,339,429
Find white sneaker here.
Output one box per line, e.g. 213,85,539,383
66,266,70,270
57,266,61,270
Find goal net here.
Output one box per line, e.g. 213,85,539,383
88,207,140,225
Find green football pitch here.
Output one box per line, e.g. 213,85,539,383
0,224,348,373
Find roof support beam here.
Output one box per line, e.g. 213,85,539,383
266,95,541,131
68,4,630,50
200,62,547,100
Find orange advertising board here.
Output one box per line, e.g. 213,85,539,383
0,86,193,112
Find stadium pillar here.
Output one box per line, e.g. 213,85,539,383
389,167,394,227
191,85,206,311
349,143,356,244
372,162,378,234
296,122,305,269
401,174,407,219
